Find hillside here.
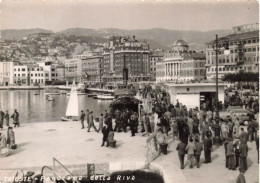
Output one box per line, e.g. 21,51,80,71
0,28,232,51
0,28,53,40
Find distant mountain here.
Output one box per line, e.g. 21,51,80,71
1,27,232,51
0,28,53,40
60,28,232,51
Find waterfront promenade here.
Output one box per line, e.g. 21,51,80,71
0,121,258,183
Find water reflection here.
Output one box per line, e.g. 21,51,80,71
0,90,111,123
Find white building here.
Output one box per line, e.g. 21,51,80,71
0,62,14,86
13,65,45,85
156,39,206,83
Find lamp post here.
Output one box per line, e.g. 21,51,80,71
212,35,230,119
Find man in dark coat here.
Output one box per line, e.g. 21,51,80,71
11,109,19,127
0,110,4,129
5,110,9,127
80,110,85,129
176,140,187,169
239,141,248,172
86,109,90,128
204,135,213,163
129,114,136,137
194,138,203,168
87,111,98,132
101,123,109,147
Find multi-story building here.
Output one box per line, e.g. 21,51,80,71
206,23,259,80
0,62,14,86
29,66,45,85
149,49,164,81
64,59,82,83
156,39,206,82
82,55,103,84
56,65,66,81
13,65,45,85
102,36,150,86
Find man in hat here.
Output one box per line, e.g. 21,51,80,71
239,140,248,172
176,140,187,169
0,110,4,129
87,111,98,132
4,110,9,127
80,110,85,129
204,134,213,163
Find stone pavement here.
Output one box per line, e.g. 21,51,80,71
0,122,258,183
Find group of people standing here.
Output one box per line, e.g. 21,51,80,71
0,109,20,129
79,109,116,147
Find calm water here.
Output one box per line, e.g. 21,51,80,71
0,90,111,123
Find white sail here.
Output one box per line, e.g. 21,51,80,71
66,82,79,117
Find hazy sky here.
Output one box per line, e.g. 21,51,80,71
0,0,259,31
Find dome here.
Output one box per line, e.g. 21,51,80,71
172,39,189,52
173,39,188,47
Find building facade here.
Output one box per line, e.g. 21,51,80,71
149,49,164,81
64,59,82,83
0,62,14,86
156,39,206,82
206,23,259,80
13,65,45,85
102,36,150,86
82,55,103,84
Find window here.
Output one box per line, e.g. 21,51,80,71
14,74,16,77
22,74,25,77
22,68,25,71
248,40,251,44
28,68,30,71
35,74,37,76
219,68,222,71
18,69,20,71
31,74,33,76
253,48,256,52
18,74,20,77
253,39,256,43
248,48,252,52
231,67,233,71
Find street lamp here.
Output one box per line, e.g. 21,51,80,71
212,35,230,119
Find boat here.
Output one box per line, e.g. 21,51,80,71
66,92,87,96
96,94,115,100
44,92,60,95
59,90,68,94
61,80,79,121
46,95,54,101
87,94,97,97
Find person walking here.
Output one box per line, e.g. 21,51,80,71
0,110,4,129
239,128,248,144
227,138,236,170
204,134,213,163
176,140,187,169
185,138,196,168
87,111,98,132
86,109,90,128
7,126,16,149
4,110,9,127
239,140,248,172
11,109,20,127
194,138,203,168
129,114,136,137
101,123,109,147
97,114,104,132
80,110,85,129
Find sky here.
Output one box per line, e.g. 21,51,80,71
0,0,259,32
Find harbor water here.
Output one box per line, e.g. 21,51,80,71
0,90,111,123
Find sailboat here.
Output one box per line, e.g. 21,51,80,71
61,80,79,121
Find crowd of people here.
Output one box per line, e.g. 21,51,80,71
0,109,19,157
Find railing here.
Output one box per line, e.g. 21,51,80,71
52,158,80,183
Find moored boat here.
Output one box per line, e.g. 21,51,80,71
96,94,114,100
